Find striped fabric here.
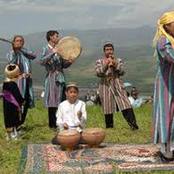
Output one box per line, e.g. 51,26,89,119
152,37,174,144
95,57,131,114
40,45,71,108
6,48,36,108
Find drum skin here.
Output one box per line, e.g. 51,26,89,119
82,128,105,147
56,36,82,61
57,130,80,151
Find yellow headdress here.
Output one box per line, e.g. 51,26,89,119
153,11,174,49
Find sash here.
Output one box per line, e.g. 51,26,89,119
0,90,21,109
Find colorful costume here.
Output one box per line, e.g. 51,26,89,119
95,57,138,129
40,44,72,128
6,48,36,125
152,37,174,143
0,78,24,139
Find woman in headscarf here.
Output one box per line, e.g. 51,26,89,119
152,11,174,162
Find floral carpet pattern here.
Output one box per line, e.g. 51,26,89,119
18,143,174,174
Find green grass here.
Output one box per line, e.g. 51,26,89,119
0,100,173,174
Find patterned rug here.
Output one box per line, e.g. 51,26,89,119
18,143,174,174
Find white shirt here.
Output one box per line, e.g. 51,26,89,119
56,99,87,132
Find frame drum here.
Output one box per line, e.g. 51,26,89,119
56,36,82,61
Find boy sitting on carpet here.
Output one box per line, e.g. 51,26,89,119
52,82,87,144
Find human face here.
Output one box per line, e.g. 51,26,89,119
50,33,60,44
65,87,79,104
104,46,114,58
165,22,174,37
13,36,24,49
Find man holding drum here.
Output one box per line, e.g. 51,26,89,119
40,30,73,130
95,43,139,130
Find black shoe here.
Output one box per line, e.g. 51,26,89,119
132,124,139,130
159,151,174,163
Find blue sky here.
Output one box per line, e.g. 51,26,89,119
0,0,173,37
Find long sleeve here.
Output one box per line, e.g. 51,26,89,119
20,48,36,60
157,37,174,63
56,105,64,130
6,51,17,63
62,59,72,68
95,59,108,77
114,58,125,76
80,102,87,124
40,47,54,65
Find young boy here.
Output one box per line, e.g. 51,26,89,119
0,64,24,140
52,82,87,144
56,82,87,132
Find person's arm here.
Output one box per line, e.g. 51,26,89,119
40,47,55,65
114,58,125,76
61,57,73,68
6,51,17,63
20,48,36,60
157,37,174,63
77,101,87,126
56,105,64,130
95,58,109,77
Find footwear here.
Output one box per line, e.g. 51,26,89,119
159,151,174,163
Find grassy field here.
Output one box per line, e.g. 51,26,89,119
0,100,173,174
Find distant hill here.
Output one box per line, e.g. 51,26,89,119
0,26,157,94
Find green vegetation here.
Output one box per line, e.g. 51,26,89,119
0,100,173,174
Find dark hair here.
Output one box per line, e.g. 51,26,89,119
13,35,24,43
46,30,59,42
103,43,114,51
65,86,79,92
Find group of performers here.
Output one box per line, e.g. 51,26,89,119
1,11,174,162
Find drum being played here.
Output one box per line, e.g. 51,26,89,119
56,129,80,152
82,128,106,148
56,36,82,62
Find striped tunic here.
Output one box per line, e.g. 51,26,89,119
40,45,71,108
152,37,174,144
95,57,131,114
6,48,36,108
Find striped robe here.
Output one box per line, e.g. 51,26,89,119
152,37,174,144
95,57,131,114
40,45,72,108
6,48,36,108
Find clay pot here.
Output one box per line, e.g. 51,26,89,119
57,130,80,152
82,128,105,148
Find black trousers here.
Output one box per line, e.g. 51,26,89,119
105,108,138,129
48,107,57,128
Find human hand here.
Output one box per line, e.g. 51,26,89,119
112,57,118,67
53,47,61,54
77,111,82,120
63,123,69,129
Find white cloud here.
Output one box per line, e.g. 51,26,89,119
0,0,174,36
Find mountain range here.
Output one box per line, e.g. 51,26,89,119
0,26,157,95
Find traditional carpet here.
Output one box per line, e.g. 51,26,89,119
18,143,174,174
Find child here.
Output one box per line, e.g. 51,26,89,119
0,64,24,140
56,82,87,132
52,82,87,144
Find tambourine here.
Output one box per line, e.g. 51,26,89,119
56,36,82,62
